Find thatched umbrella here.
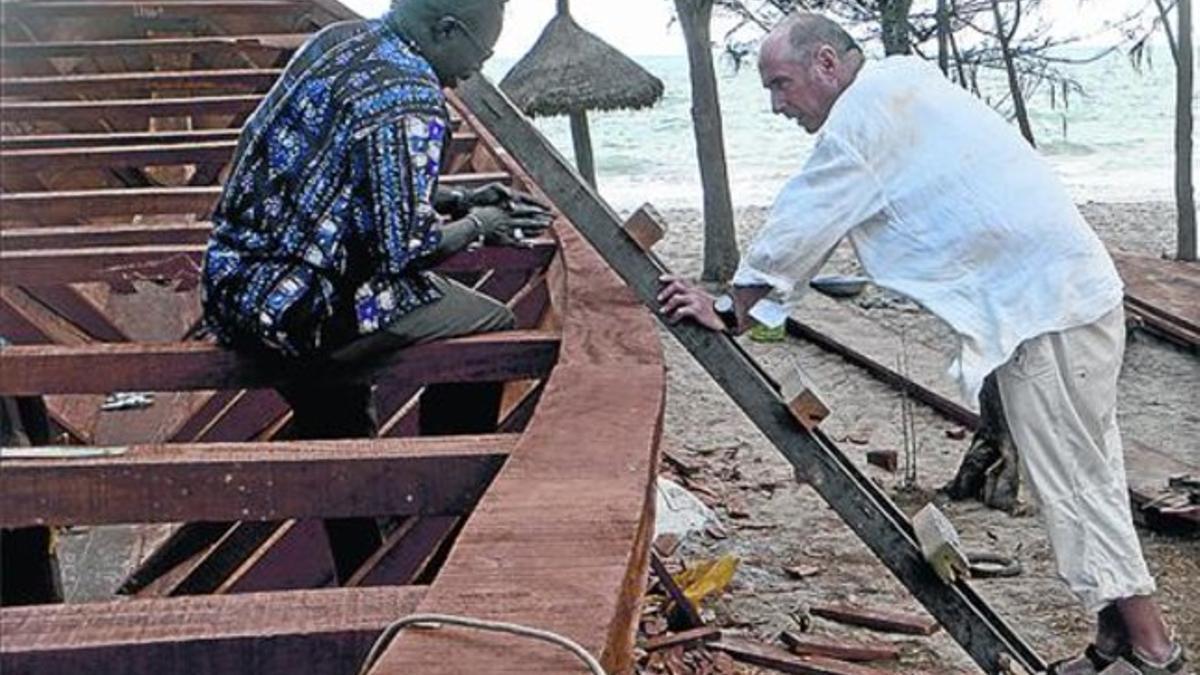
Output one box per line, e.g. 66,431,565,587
500,0,664,187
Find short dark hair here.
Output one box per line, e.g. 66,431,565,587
781,12,860,65
392,0,503,24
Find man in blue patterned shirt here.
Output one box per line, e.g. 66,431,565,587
202,0,550,437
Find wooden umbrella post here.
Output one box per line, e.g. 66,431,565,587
568,109,596,188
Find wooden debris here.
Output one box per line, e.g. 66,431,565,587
651,552,704,629
779,631,901,662
810,603,940,636
653,532,681,558
783,564,822,580
663,448,702,476
641,626,722,653
712,638,893,675
865,449,898,473
622,202,667,252
778,363,830,431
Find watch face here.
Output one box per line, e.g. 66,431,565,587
714,294,734,314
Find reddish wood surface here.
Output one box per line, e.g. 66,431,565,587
0,94,263,126
216,519,338,593
3,1,306,18
1,69,282,98
0,330,559,395
779,631,901,662
0,435,514,527
346,516,460,587
0,33,307,60
0,586,425,675
713,639,893,675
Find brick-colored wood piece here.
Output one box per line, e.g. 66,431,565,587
810,603,940,636
622,202,667,252
778,363,830,431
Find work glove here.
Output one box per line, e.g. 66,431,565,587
469,204,554,247
466,182,551,215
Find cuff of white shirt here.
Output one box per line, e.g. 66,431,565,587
731,264,799,299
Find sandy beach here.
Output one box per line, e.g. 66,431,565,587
645,200,1198,670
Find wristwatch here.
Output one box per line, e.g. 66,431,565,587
712,294,737,332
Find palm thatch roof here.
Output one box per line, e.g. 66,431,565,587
500,12,664,118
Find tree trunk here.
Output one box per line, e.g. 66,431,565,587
990,0,1035,146
936,0,951,75
568,110,597,188
880,0,914,55
1175,0,1196,261
675,0,738,282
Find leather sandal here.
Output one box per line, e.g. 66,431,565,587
1099,643,1190,675
1047,644,1121,675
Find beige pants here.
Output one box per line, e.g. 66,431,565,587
995,305,1156,612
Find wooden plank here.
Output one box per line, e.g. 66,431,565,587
453,76,1045,674
1,223,212,250
0,33,307,61
0,586,425,675
713,639,892,675
640,627,721,653
2,1,306,18
1,128,243,150
0,434,515,527
0,94,262,126
216,519,337,593
779,631,901,663
0,141,237,174
346,516,460,587
810,603,939,636
1,69,281,98
0,173,511,223
0,330,559,395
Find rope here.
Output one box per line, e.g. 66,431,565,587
356,613,608,675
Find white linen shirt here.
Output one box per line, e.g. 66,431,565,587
733,56,1123,401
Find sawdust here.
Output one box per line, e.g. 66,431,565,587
647,201,1199,671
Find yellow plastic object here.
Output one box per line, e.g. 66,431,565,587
674,555,739,605
748,324,786,343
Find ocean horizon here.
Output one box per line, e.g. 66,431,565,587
483,50,1183,213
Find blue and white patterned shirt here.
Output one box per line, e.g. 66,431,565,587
202,18,451,357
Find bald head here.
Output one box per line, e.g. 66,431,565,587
391,0,506,87
758,12,862,133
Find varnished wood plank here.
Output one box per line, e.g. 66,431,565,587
1,223,212,251
0,34,306,61
0,173,511,223
3,1,306,18
0,586,425,675
0,141,237,173
0,330,560,395
0,94,262,126
0,434,515,527
1,69,281,98
0,128,242,150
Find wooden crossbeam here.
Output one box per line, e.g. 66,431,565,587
0,33,307,61
0,329,559,395
0,132,479,170
0,94,262,125
0,586,424,675
2,1,306,18
0,238,554,287
0,434,514,527
0,172,510,223
1,68,282,98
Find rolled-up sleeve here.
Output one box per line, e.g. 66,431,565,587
733,132,885,297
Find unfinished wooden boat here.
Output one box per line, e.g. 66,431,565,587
0,2,664,673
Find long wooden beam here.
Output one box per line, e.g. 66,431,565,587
0,33,307,61
0,586,424,675
0,132,479,170
456,75,1047,674
0,172,510,223
0,94,262,126
0,329,559,395
0,434,514,527
0,238,555,286
1,69,282,98
2,1,306,18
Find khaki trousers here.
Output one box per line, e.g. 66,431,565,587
995,304,1156,612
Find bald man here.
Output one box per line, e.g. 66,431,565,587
202,0,551,438
658,13,1185,675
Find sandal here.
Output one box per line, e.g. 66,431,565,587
1099,643,1190,675
1048,644,1121,675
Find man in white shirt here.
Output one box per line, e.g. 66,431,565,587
658,12,1185,674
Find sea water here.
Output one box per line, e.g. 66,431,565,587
484,48,1182,212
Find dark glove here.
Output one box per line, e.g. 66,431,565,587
470,205,554,247
466,183,551,215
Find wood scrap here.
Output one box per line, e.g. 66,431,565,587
641,626,722,653
779,631,901,662
650,552,704,629
866,449,898,473
811,603,940,636
712,638,893,675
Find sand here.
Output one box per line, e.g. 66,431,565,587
646,200,1198,671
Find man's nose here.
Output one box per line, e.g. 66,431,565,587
770,91,785,115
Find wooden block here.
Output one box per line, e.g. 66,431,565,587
810,603,940,636
621,202,667,252
712,638,893,675
779,631,900,662
641,626,721,653
778,363,830,431
866,449,898,473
